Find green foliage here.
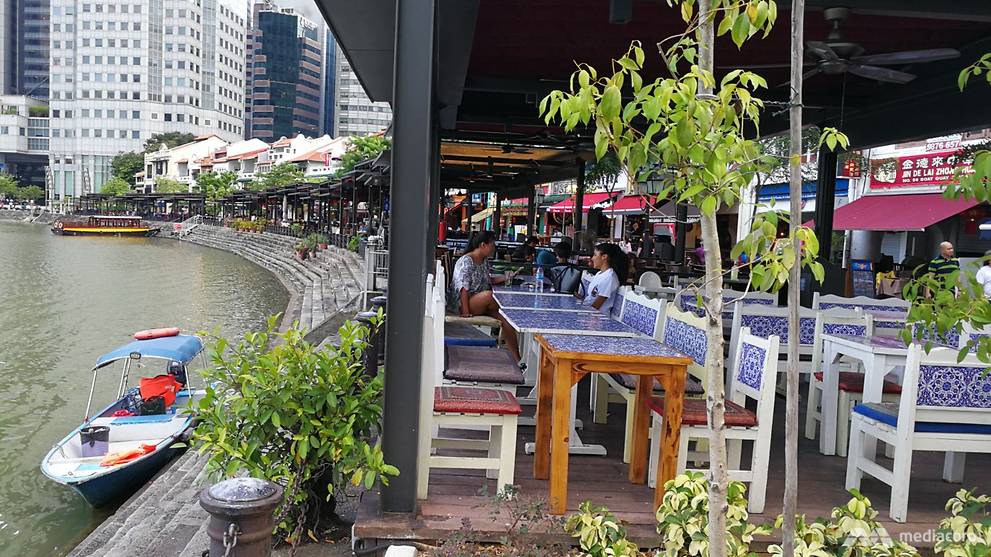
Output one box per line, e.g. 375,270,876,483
193,316,397,544
585,151,623,188
0,174,21,198
290,222,304,236
566,502,640,557
347,234,360,252
143,132,196,153
655,471,771,557
336,135,391,178
101,177,132,197
936,489,991,557
957,53,991,91
16,185,44,201
251,162,305,192
154,177,186,194
110,151,145,185
28,105,49,117
196,171,239,201
770,490,918,557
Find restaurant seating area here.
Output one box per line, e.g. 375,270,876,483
357,264,991,550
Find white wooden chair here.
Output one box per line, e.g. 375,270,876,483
647,329,781,513
803,312,904,456
846,343,991,522
812,293,910,313
416,273,521,499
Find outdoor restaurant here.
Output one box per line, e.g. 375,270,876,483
232,0,991,552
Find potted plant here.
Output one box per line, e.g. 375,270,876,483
290,223,303,237
295,242,309,260
305,235,319,255
317,233,329,250
257,219,267,233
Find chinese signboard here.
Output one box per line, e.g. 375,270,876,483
869,150,968,190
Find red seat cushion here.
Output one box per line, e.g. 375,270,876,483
647,397,757,427
813,371,902,394
434,386,522,415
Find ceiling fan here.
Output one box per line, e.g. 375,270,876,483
735,7,960,85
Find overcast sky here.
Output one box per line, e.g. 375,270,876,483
278,0,324,25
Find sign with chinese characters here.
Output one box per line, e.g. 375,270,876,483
869,151,967,190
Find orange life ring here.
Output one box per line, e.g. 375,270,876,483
133,327,181,340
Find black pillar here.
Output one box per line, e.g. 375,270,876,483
674,204,688,264
814,148,838,263
573,159,586,245
381,0,436,514
526,187,536,237
493,192,503,237
465,192,474,231
427,123,441,270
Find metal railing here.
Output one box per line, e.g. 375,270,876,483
174,215,203,238
364,237,389,297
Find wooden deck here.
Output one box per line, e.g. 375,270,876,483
355,382,990,551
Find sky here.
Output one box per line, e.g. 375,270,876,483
278,0,324,25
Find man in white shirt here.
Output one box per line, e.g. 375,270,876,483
975,251,991,299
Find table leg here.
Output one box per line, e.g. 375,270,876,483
654,367,686,509
549,359,573,514
628,375,653,484
862,354,885,404
534,349,553,480
820,342,841,456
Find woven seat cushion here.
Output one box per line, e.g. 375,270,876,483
647,396,757,427
434,386,522,415
854,402,991,434
813,371,902,394
444,346,525,384
444,322,498,347
611,373,705,395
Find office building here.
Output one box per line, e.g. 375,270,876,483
1,0,51,98
47,0,248,208
333,43,391,137
244,4,324,141
322,28,335,136
0,94,49,187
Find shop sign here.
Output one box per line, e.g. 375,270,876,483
869,151,968,190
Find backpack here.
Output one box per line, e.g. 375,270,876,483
550,264,583,295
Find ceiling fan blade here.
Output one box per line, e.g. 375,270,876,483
851,48,960,66
847,64,916,84
806,41,840,62
717,63,798,69
776,67,821,88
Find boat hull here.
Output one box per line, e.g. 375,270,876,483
69,443,184,507
52,227,159,237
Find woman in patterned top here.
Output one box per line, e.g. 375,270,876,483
451,230,521,362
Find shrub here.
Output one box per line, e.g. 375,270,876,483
347,234,360,252
193,316,397,544
936,489,991,557
290,222,304,236
566,502,639,557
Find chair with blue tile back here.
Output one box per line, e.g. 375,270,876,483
812,292,910,314
804,311,904,456
846,343,991,522
647,328,781,513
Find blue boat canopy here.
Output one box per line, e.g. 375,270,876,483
93,334,204,370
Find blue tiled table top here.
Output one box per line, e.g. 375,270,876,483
825,334,910,353
494,292,594,311
500,308,636,336
493,283,568,296
540,334,692,361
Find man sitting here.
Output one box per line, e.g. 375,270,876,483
549,242,582,294
512,236,539,262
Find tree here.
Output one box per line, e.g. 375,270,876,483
111,152,145,185
196,171,239,201
0,173,19,199
250,162,305,191
101,177,132,197
336,135,391,177
16,185,44,202
154,177,187,194
143,132,196,153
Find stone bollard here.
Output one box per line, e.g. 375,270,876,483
355,310,383,376
199,477,284,557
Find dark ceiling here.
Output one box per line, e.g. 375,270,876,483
315,0,991,161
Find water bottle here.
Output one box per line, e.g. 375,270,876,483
535,266,544,292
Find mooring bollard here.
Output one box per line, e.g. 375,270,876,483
199,477,284,557
355,310,383,376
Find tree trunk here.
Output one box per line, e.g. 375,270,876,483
783,0,805,555
697,3,729,557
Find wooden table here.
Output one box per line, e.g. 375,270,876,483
818,334,908,455
533,333,691,513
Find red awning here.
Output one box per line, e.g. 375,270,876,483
546,192,619,214
603,195,655,215
832,193,979,232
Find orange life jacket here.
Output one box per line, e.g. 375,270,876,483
139,375,182,407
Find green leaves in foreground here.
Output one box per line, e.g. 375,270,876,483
193,313,396,543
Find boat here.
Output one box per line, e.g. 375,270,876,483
41,331,206,507
51,215,159,237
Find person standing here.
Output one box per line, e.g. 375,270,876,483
639,230,655,259
976,251,991,299
927,241,960,289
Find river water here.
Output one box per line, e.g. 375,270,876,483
0,221,289,557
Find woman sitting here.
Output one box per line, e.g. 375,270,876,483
451,230,522,363
577,242,628,314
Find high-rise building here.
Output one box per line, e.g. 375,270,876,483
322,28,335,136
1,0,51,98
333,43,391,137
47,0,248,208
244,3,324,141
0,95,49,187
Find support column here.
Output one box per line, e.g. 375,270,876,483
427,123,441,269
526,187,537,238
382,0,436,514
573,159,586,245
814,149,838,262
674,204,688,264
493,192,503,237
